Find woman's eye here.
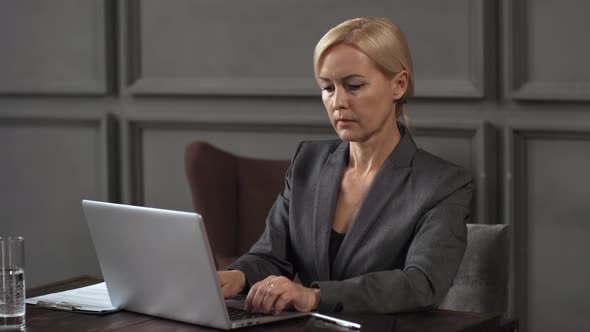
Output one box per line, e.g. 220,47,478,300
321,86,334,92
347,83,364,91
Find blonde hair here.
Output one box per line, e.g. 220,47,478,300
314,17,414,124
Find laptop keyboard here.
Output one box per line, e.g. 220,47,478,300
227,307,269,320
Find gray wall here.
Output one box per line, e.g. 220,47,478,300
0,1,589,331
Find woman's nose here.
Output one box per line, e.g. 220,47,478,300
332,87,348,110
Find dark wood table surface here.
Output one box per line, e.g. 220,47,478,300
22,276,502,332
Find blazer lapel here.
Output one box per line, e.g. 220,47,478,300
332,131,417,279
312,141,348,281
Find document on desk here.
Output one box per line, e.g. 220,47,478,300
26,282,119,314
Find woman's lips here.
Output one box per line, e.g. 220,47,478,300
336,118,355,127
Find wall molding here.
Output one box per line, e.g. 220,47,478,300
505,0,590,101
416,0,489,98
505,125,590,329
0,0,108,95
124,0,317,97
414,122,497,224
0,113,118,201
124,0,489,99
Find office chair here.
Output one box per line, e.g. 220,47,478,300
185,141,289,269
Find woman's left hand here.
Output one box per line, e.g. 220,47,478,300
245,275,320,314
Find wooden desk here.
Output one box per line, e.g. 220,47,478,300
24,276,501,332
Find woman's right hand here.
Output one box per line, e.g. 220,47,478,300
217,270,246,298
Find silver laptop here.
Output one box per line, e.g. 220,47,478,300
82,200,308,330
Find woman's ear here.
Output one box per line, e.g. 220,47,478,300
391,71,409,101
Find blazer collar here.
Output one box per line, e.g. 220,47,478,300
312,123,417,281
312,141,348,281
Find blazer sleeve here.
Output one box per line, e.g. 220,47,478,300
312,169,473,314
226,142,304,290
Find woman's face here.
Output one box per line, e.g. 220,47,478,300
317,44,405,143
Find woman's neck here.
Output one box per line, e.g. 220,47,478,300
348,123,402,176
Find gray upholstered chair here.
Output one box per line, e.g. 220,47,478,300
438,224,511,317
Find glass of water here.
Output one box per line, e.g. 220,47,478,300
0,237,25,330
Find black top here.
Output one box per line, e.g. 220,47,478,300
329,229,346,278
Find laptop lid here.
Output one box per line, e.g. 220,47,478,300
82,200,308,330
82,200,232,329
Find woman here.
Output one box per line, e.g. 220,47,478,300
218,17,473,315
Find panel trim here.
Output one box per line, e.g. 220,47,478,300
0,0,108,95
0,113,118,202
124,0,317,97
127,120,145,205
504,125,525,325
125,0,487,99
416,0,487,98
505,125,590,330
413,122,496,224
102,114,120,202
505,0,590,101
125,0,142,90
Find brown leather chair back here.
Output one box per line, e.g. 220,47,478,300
185,141,289,268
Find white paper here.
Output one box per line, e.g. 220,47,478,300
26,282,118,312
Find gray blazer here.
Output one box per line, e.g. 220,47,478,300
228,126,473,314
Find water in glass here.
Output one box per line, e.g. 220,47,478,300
0,268,25,329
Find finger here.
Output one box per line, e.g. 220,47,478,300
245,277,269,311
255,277,281,313
261,282,280,314
244,285,258,311
273,292,293,314
247,282,268,312
245,276,280,312
257,278,280,313
265,278,294,314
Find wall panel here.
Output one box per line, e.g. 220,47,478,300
0,115,115,287
506,0,590,100
508,127,590,332
127,0,488,98
0,0,107,94
414,122,496,224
